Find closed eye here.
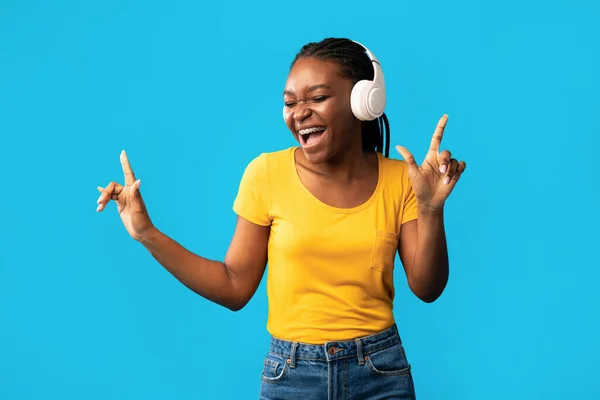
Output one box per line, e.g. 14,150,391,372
284,96,328,108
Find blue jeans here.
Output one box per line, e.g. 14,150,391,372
259,324,416,400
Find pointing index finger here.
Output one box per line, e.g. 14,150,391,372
120,150,136,186
429,114,448,153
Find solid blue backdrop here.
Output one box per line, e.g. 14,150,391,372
1,0,599,399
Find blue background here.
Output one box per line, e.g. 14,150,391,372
1,0,599,399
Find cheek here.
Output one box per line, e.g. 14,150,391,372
283,109,295,132
324,103,355,141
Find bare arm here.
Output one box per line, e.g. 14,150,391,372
139,216,270,311
398,206,449,303
395,114,465,303
97,151,270,311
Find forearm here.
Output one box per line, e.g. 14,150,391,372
409,205,449,302
138,227,239,310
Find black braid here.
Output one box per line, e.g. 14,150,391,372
291,38,391,158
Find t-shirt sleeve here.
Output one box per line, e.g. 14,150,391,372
232,153,272,226
401,168,418,225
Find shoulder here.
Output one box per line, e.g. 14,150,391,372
263,147,296,165
238,147,296,184
242,147,295,173
379,154,411,180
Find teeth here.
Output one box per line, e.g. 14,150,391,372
299,127,326,135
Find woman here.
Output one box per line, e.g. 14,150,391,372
96,37,466,399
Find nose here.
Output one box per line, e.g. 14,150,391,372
292,102,312,123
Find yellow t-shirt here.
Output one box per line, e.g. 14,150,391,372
233,147,418,344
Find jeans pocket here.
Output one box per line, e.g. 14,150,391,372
370,230,398,273
365,343,412,376
261,353,288,383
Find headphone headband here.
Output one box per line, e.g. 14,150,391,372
352,40,379,64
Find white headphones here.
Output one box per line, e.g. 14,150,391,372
283,40,386,122
350,40,386,121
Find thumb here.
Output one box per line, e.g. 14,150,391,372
130,179,142,199
395,145,419,175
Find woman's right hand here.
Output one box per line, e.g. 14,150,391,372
96,150,154,242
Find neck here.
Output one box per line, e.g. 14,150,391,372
303,141,377,184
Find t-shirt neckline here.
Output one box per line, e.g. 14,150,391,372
289,146,383,214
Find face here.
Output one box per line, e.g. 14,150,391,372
283,57,361,164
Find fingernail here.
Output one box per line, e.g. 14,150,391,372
440,164,447,173
443,176,451,185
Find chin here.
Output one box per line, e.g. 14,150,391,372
301,150,328,164
300,145,340,165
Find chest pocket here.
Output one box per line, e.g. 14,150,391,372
370,230,399,272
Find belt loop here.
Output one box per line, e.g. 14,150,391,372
355,338,365,365
289,342,298,369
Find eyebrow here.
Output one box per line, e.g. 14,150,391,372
283,84,332,96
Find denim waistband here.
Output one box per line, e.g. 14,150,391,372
268,324,401,366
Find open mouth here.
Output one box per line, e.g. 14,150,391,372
298,126,326,147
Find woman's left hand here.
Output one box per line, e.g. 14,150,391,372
396,114,466,211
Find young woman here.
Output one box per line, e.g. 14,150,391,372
96,37,466,399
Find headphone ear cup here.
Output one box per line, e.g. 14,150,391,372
351,80,375,121
367,86,385,119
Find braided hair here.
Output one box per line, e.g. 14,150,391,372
291,37,391,158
